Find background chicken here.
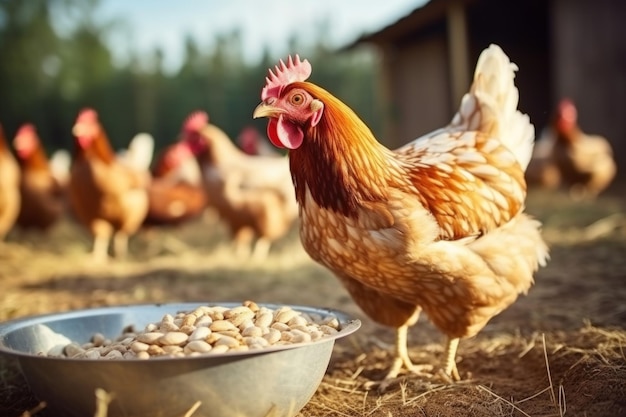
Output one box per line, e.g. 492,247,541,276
68,108,149,261
181,111,297,259
0,124,21,240
254,47,548,383
12,124,66,231
143,141,207,226
237,125,281,157
526,98,616,198
525,133,560,190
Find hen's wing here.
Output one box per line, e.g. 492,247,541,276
395,44,534,241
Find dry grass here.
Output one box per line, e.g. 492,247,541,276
1,189,626,417
302,324,626,417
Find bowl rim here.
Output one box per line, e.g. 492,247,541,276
0,301,361,361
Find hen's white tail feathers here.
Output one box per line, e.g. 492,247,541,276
451,44,535,170
49,149,71,184
118,133,155,172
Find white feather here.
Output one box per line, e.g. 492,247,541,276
117,132,155,172
49,149,71,185
468,44,535,170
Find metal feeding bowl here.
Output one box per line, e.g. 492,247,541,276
0,302,361,417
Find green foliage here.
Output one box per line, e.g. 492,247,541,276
0,0,383,157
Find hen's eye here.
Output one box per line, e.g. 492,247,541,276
290,93,304,105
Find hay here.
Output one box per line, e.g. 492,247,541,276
301,324,626,417
1,190,626,416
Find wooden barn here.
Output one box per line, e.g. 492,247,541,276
349,0,626,182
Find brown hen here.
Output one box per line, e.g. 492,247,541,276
253,46,549,383
143,141,207,226
181,111,297,259
68,109,149,261
13,124,66,230
0,124,21,240
527,98,616,198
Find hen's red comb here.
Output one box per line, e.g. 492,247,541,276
261,55,311,100
557,98,577,122
76,108,98,123
16,123,36,136
183,111,209,132
13,123,38,156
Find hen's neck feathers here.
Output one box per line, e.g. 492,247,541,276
555,122,582,145
19,143,50,171
0,130,9,152
75,125,115,164
289,82,401,218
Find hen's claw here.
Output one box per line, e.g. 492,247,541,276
364,358,434,392
364,367,435,392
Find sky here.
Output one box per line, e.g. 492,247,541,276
90,0,426,72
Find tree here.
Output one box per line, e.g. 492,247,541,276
0,3,383,158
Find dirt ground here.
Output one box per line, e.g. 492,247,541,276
1,189,626,417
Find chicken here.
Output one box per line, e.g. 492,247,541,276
12,124,66,231
68,108,149,261
143,142,207,226
237,126,281,157
181,111,298,259
0,123,21,240
525,133,560,190
152,141,203,185
527,98,616,198
253,46,548,383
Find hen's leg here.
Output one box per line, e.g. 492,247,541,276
251,237,271,260
385,324,415,379
91,220,113,262
442,337,461,381
384,309,432,379
91,234,110,263
233,228,254,258
113,232,129,259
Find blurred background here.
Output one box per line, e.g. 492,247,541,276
1,0,624,184
0,0,420,156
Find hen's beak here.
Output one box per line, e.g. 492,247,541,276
253,102,281,119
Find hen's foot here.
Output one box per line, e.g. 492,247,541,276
90,246,110,264
441,337,461,382
91,234,110,263
364,359,434,392
250,238,270,261
434,365,460,384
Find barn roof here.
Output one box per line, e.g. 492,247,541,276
347,0,476,47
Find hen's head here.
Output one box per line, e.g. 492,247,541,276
72,108,100,149
159,142,192,173
555,98,578,136
181,111,209,154
237,126,261,155
253,55,324,150
13,124,39,159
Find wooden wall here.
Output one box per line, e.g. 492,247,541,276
551,0,626,182
380,36,451,148
366,0,625,183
